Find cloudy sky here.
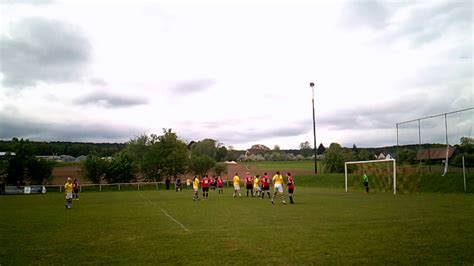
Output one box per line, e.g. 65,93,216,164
0,0,472,150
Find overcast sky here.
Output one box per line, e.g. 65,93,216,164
0,0,472,150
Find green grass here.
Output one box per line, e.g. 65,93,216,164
1,188,474,265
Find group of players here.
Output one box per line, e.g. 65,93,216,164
192,171,295,204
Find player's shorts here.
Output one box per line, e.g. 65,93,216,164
262,186,270,191
65,193,73,200
255,186,261,191
246,184,253,190
193,187,199,192
364,182,369,187
202,187,209,192
73,188,79,193
217,185,223,188
234,184,240,191
274,184,283,193
288,186,294,194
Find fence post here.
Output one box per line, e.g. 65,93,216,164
463,156,467,192
138,183,140,191
156,183,158,190
100,184,102,192
118,184,121,191
60,185,62,193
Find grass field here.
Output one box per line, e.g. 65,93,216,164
1,185,474,265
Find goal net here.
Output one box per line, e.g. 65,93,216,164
344,159,397,194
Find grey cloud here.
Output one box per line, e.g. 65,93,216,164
0,0,53,5
343,1,472,46
341,1,394,29
0,17,91,88
395,2,471,46
0,113,143,142
89,77,108,86
171,79,216,94
180,120,310,145
75,92,148,108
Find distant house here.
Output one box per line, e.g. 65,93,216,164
377,153,386,160
0,152,15,156
386,153,396,160
415,146,456,162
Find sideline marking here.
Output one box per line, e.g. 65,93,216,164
138,192,190,232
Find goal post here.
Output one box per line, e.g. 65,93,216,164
344,159,397,194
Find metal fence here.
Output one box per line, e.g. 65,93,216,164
43,180,234,193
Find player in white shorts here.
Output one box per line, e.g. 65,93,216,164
272,171,286,204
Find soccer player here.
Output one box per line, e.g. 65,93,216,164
245,172,254,197
287,172,295,204
72,178,79,200
233,173,241,198
253,175,261,197
363,171,369,194
175,177,182,192
64,177,73,209
272,171,286,205
202,175,210,199
261,172,271,199
217,176,224,194
192,175,200,201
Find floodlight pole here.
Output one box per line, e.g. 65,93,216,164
310,82,317,174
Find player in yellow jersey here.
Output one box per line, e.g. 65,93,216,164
253,175,261,197
233,173,241,198
192,175,200,201
272,171,286,204
64,177,73,209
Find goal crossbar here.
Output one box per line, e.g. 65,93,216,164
344,159,397,194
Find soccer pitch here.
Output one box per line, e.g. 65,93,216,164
1,188,473,265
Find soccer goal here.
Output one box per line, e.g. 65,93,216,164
344,159,397,194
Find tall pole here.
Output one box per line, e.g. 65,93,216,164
418,119,422,165
310,82,317,174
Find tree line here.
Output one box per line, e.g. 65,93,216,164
0,139,125,157
81,129,230,184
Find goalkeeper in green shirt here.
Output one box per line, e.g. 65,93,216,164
363,171,369,194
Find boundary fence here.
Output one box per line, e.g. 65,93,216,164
41,180,235,193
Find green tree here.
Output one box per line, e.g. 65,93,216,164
317,143,326,155
215,145,228,162
3,138,53,185
25,157,54,185
299,141,312,158
352,144,359,160
397,149,416,164
122,134,157,177
151,129,189,180
191,139,218,158
273,145,280,151
322,143,353,173
357,149,373,161
81,152,107,183
190,155,216,176
104,152,135,183
213,162,228,176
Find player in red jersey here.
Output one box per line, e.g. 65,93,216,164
245,172,254,197
260,172,271,199
286,172,295,204
216,176,224,194
202,175,210,199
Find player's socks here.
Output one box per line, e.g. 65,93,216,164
289,196,294,203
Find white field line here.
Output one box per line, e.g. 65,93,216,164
138,192,190,232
